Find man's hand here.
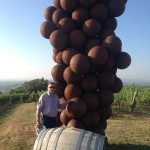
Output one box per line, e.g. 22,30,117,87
35,122,42,129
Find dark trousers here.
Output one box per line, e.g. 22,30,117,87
42,115,56,128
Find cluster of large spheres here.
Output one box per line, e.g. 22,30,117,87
40,0,131,135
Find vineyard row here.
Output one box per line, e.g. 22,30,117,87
0,85,150,107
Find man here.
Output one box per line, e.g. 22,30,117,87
35,82,66,129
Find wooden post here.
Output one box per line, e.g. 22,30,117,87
131,89,138,112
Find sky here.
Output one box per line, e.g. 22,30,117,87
0,0,150,81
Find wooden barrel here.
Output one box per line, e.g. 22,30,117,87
33,127,108,150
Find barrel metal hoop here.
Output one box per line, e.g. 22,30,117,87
34,129,49,150
44,128,57,150
76,129,86,150
86,132,94,150
52,127,65,150
94,133,101,150
97,136,105,150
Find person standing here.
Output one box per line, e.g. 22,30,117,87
35,82,66,129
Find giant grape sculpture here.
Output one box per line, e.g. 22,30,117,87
40,0,131,135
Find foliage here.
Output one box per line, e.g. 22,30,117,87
10,78,49,93
0,94,10,105
1,83,150,109
0,78,49,105
114,84,150,111
0,92,36,105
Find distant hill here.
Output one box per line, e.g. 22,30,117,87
0,78,150,93
0,80,25,93
122,78,150,86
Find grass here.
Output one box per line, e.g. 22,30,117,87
106,106,150,150
0,102,37,150
0,102,150,150
106,118,150,149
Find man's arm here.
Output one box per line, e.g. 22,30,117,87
35,109,42,128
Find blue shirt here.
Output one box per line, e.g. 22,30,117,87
37,92,64,117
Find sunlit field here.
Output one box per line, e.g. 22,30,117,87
0,102,149,150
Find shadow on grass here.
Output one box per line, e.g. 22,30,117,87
0,104,19,124
108,143,150,150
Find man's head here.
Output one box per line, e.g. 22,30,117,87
47,82,56,94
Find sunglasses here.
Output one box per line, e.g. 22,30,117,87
49,86,55,89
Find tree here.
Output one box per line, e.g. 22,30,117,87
10,78,49,93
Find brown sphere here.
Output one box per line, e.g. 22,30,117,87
72,7,89,23
79,0,97,8
69,30,87,48
91,126,105,136
53,0,61,9
60,0,78,12
60,109,72,125
101,55,115,70
98,71,115,88
55,51,65,64
83,111,100,128
99,120,107,130
83,92,99,111
53,47,62,55
52,9,68,24
56,111,63,127
55,81,66,98
103,35,122,55
50,30,68,50
100,29,115,41
80,74,98,92
52,48,62,63
90,3,108,22
64,84,83,100
51,64,66,82
110,67,117,75
67,119,85,129
84,38,101,54
107,0,125,17
52,52,57,62
58,18,76,34
98,106,112,120
102,17,117,31
114,52,131,69
40,21,57,39
98,89,114,106
97,0,110,4
83,19,101,37
86,63,97,74
44,6,56,21
110,77,123,93
88,46,108,65
97,56,115,72
70,54,90,74
66,97,87,119
62,47,79,65
63,66,82,84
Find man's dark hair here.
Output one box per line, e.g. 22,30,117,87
48,82,55,86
